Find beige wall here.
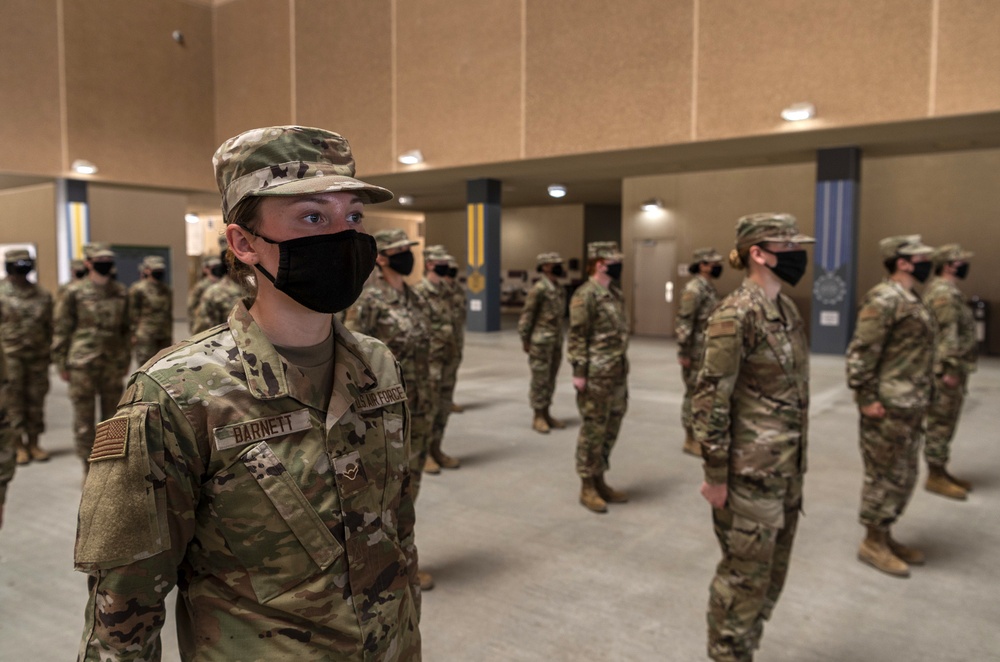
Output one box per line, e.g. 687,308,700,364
0,184,59,294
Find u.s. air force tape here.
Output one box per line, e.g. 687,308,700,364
213,409,312,451
353,385,407,411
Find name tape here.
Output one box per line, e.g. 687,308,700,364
213,409,312,451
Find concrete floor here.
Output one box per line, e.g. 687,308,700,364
2,319,999,661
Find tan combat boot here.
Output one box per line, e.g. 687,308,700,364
27,434,50,462
15,438,30,465
423,455,441,474
888,532,925,566
450,402,464,414
417,569,435,591
943,466,973,492
431,440,460,469
682,436,702,457
858,526,909,577
532,409,550,434
594,473,629,503
580,477,608,513
544,408,566,430
926,465,967,500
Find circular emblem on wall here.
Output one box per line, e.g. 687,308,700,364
467,271,486,294
813,271,847,305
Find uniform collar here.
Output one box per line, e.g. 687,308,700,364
741,278,783,321
884,278,920,302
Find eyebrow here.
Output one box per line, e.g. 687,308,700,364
288,194,363,206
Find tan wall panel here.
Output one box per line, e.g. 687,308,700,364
698,0,932,139
525,0,693,157
63,0,216,191
295,0,394,176
214,0,292,146
935,0,1000,115
89,185,190,320
396,0,522,169
0,0,63,175
0,184,59,295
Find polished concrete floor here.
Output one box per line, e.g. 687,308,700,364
2,319,999,661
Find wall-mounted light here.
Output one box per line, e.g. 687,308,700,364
172,30,185,45
547,184,567,199
640,198,664,212
71,159,98,175
397,150,424,165
185,213,200,224
397,195,415,206
781,102,816,122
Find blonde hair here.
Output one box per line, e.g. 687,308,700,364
728,247,748,270
225,196,264,300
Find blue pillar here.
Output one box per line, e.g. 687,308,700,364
811,147,860,354
465,178,501,332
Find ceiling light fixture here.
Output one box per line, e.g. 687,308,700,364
781,102,816,122
397,195,415,206
640,198,664,212
397,149,424,165
547,184,567,199
185,213,200,224
71,159,98,175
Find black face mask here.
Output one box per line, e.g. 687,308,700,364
253,229,376,314
74,268,88,279
551,264,566,278
432,264,450,277
385,250,414,276
7,261,33,276
447,267,459,279
150,270,166,282
605,262,622,281
710,264,723,279
910,259,932,283
92,261,115,276
760,248,808,286
210,263,227,278
954,263,970,280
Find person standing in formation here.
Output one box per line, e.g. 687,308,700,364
57,258,88,302
568,241,629,513
676,247,724,456
349,227,436,591
415,246,461,474
0,249,54,465
847,235,935,578
923,244,978,500
191,252,243,333
693,214,813,662
518,251,568,434
74,125,420,660
444,256,467,414
186,255,221,333
128,255,173,366
51,243,130,474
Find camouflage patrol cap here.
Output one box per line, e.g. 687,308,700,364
70,259,86,271
735,213,815,250
141,255,166,270
424,244,452,262
201,255,222,268
213,125,394,221
879,235,934,260
374,228,419,253
692,247,723,263
83,242,115,259
587,241,623,260
4,248,31,262
536,251,564,266
932,243,973,265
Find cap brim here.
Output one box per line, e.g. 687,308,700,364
900,245,934,256
252,174,393,204
759,233,816,245
380,239,419,252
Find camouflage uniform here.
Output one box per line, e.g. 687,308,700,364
128,256,173,366
445,266,467,409
187,256,221,333
192,275,243,333
677,247,722,447
924,245,977,468
75,303,420,661
519,258,566,411
567,253,628,479
52,251,130,462
847,278,934,528
0,266,54,447
0,351,14,511
57,259,88,303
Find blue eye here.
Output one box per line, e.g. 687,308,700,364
304,213,322,224
348,211,365,224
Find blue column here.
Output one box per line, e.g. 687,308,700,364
465,178,501,332
811,147,860,354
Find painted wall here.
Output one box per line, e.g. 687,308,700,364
0,184,59,295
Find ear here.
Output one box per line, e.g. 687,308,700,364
226,224,258,266
375,252,389,268
747,245,769,267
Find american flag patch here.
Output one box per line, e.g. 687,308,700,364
89,416,129,462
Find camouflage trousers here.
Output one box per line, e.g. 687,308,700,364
68,364,125,461
575,373,627,478
409,382,435,502
429,360,457,451
680,361,702,438
708,475,802,662
527,341,562,410
924,373,967,467
858,407,924,528
133,336,171,368
0,353,50,436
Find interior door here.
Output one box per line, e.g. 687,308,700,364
632,238,676,337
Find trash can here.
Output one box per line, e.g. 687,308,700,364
970,296,989,355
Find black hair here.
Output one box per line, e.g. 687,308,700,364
883,257,900,274
687,261,701,275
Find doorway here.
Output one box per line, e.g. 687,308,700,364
632,238,676,337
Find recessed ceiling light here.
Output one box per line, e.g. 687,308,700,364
547,184,567,199
640,198,664,212
781,102,816,122
185,213,200,224
397,150,424,165
397,195,415,206
71,159,98,175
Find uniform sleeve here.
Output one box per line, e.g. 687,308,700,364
349,293,376,335
51,287,77,372
929,292,962,377
675,282,699,358
127,286,142,339
846,296,891,407
117,288,132,372
75,374,203,661
0,354,13,510
517,283,541,344
567,289,592,378
186,281,203,323
42,292,55,359
691,308,743,485
393,361,420,614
